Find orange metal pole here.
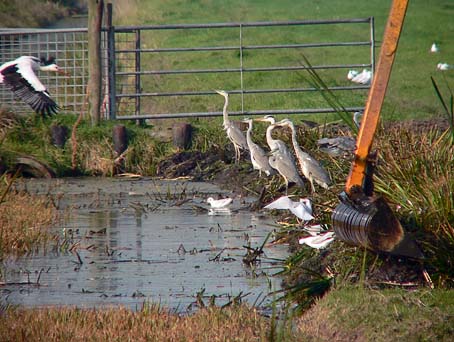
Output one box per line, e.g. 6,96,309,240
346,0,409,193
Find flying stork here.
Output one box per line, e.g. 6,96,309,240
0,56,66,117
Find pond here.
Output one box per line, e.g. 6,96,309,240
1,177,288,313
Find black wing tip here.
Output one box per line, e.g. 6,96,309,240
37,103,59,118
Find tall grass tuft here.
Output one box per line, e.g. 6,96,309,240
0,175,56,258
374,126,454,286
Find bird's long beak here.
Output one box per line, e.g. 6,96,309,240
56,69,70,76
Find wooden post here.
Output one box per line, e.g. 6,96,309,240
88,0,104,126
51,125,69,148
113,125,128,155
172,123,192,150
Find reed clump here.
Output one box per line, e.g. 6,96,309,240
0,304,271,341
0,184,55,258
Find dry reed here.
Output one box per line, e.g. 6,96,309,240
0,305,270,341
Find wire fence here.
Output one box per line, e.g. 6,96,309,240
0,28,101,115
0,17,374,120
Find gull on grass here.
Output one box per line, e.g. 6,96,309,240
299,231,335,249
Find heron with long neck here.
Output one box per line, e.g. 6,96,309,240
254,116,304,191
275,119,331,193
255,115,295,162
242,118,275,177
215,90,248,163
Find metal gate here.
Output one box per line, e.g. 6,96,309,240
0,17,374,120
109,18,374,120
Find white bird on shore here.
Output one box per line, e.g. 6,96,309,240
299,231,335,249
303,224,326,236
264,195,314,221
207,197,233,209
437,63,453,71
430,43,439,53
0,56,66,117
347,69,372,85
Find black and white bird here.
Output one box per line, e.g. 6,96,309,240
0,56,65,117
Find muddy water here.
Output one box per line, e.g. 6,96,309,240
1,178,288,312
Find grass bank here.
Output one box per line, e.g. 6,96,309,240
1,287,452,341
0,0,84,28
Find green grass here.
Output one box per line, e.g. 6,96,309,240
111,0,454,122
298,286,454,341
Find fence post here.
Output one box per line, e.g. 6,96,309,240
135,29,144,125
88,0,104,126
107,3,116,120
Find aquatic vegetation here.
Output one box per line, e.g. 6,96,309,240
0,175,56,258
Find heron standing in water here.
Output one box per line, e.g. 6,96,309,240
215,90,248,163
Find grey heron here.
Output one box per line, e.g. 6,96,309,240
255,115,295,161
215,90,248,163
242,118,276,177
0,56,66,117
256,116,304,190
276,119,332,192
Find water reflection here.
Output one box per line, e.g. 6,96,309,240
1,178,288,312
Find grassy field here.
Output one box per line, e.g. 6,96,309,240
111,0,454,121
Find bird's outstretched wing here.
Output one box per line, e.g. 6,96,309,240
1,63,58,117
264,195,294,210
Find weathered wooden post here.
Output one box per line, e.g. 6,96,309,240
113,124,128,155
172,122,192,150
88,0,104,126
50,124,69,148
113,124,128,174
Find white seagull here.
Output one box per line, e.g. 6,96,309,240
264,195,314,221
437,63,453,71
430,43,439,53
0,56,66,117
347,69,372,85
207,197,233,209
299,231,335,249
